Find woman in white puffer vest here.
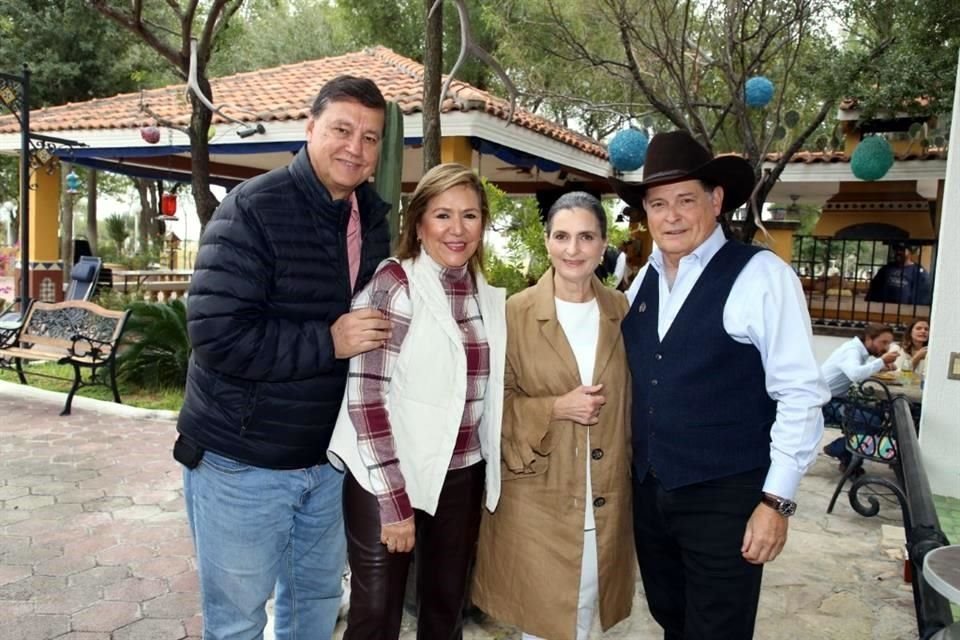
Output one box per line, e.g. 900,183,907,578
328,163,506,639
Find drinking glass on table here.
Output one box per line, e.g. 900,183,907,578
899,358,914,385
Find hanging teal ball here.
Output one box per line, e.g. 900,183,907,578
608,128,648,171
851,136,894,181
744,76,774,108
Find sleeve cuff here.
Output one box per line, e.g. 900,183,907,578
762,463,802,502
378,489,413,526
501,395,559,473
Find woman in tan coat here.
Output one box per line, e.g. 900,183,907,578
473,192,635,640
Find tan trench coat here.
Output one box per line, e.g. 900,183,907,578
472,270,635,640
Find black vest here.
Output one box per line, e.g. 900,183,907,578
622,241,777,489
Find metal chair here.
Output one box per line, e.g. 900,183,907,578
826,379,900,514
65,256,102,301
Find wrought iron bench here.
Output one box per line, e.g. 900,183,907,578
0,299,130,416
826,379,902,515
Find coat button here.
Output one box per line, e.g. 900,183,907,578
648,407,655,415
651,379,658,385
593,497,606,508
591,448,603,460
654,353,663,360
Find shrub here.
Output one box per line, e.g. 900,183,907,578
117,298,190,390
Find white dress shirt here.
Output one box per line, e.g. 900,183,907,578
626,225,829,501
820,337,885,398
611,251,628,288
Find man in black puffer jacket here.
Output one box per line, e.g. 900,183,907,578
174,76,392,640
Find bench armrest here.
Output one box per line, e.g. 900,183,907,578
63,333,115,363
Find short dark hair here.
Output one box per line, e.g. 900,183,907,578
310,76,386,117
545,191,607,238
863,323,894,341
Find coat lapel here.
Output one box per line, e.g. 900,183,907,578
591,281,625,385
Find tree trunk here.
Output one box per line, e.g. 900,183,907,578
8,207,18,245
422,0,443,172
60,164,74,284
86,170,98,254
136,178,150,252
189,77,219,231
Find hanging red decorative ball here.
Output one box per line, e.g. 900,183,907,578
161,192,178,217
140,126,161,144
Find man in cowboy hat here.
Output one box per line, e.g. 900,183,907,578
613,130,828,639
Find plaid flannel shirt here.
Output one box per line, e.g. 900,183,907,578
346,257,489,525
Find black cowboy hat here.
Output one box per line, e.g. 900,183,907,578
609,130,755,215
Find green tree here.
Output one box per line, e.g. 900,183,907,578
331,0,499,90
87,0,246,229
208,0,349,76
104,214,130,257
497,0,899,241
486,180,549,284
118,299,191,390
0,0,150,107
841,0,959,120
0,0,154,252
478,0,638,140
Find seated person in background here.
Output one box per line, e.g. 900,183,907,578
865,244,932,305
889,318,930,378
820,324,898,471
594,244,621,284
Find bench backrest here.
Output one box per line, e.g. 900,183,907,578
17,300,128,355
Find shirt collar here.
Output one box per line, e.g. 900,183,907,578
648,223,727,273
349,191,359,217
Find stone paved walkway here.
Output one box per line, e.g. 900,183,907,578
1,381,921,639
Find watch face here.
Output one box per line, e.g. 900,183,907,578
780,501,797,517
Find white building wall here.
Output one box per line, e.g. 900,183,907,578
919,53,960,499
812,335,846,367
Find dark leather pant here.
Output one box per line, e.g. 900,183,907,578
342,463,485,640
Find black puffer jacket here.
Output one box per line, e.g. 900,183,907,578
176,147,391,469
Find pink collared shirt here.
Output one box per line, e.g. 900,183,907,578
347,192,362,290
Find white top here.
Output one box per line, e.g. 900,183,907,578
820,337,886,398
889,342,927,377
626,224,829,501
611,251,628,288
555,296,600,531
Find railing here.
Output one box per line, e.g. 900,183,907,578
791,236,936,329
893,398,953,639
111,269,192,303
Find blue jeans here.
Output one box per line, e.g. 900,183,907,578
183,451,346,640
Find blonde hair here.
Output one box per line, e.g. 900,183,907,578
396,163,489,276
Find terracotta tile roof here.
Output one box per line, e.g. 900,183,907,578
0,46,606,159
766,148,946,163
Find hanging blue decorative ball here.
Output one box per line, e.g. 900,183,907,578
850,136,895,181
65,170,82,194
744,76,775,108
608,128,648,172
